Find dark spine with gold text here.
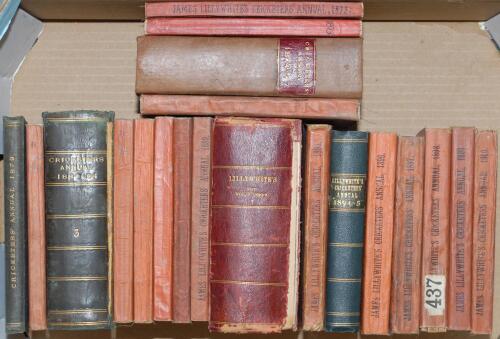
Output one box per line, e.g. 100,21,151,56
43,111,113,330
3,116,28,334
325,130,368,333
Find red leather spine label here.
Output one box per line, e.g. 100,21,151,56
471,130,497,335
302,125,330,331
448,127,474,331
27,125,47,331
278,38,315,96
420,128,451,332
361,132,398,335
209,118,301,333
133,119,155,323
113,120,134,323
390,136,424,334
153,117,174,321
172,118,193,323
190,117,212,321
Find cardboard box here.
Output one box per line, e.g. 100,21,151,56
6,2,500,339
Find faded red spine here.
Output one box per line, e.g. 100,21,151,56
27,125,47,331
133,119,155,323
172,118,193,323
390,136,424,334
153,117,174,321
140,95,360,121
190,117,212,321
145,2,364,18
448,127,474,331
113,120,135,323
146,18,362,37
471,130,497,335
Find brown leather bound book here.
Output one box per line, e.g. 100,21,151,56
140,95,360,121
471,130,497,335
136,36,362,99
448,127,475,331
173,118,193,323
209,117,302,333
419,128,451,333
26,125,47,331
361,132,397,335
153,117,174,321
191,117,212,322
390,136,424,334
145,2,364,18
113,120,135,323
302,125,330,331
133,119,155,323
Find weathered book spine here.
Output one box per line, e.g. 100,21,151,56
146,18,362,37
43,111,113,330
471,130,497,335
113,119,134,323
302,125,330,331
27,125,47,331
145,2,364,18
0,244,5,338
325,131,367,333
209,118,302,333
3,116,27,334
140,95,360,121
190,117,212,322
136,36,362,99
390,136,424,334
173,118,193,323
153,117,174,321
361,132,397,335
133,119,155,323
448,127,474,331
419,128,451,333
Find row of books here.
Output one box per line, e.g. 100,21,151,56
136,1,363,120
3,113,497,335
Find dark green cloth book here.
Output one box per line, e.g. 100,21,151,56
3,116,28,334
325,130,368,332
43,111,113,330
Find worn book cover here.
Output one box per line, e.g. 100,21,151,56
390,136,424,334
419,128,451,332
133,119,155,323
43,111,113,330
361,132,398,335
113,119,134,323
209,117,301,333
136,36,362,99
302,125,330,331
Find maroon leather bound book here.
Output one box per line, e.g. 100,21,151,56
209,117,302,333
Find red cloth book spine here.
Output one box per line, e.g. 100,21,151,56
390,136,424,334
361,132,398,335
209,117,302,333
302,124,330,331
145,18,362,37
153,117,174,321
190,117,212,321
140,95,360,121
113,120,135,323
471,130,497,335
145,2,364,18
419,128,451,333
448,127,475,331
133,119,155,323
26,125,47,331
172,118,193,323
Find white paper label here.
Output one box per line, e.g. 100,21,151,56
423,275,446,316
